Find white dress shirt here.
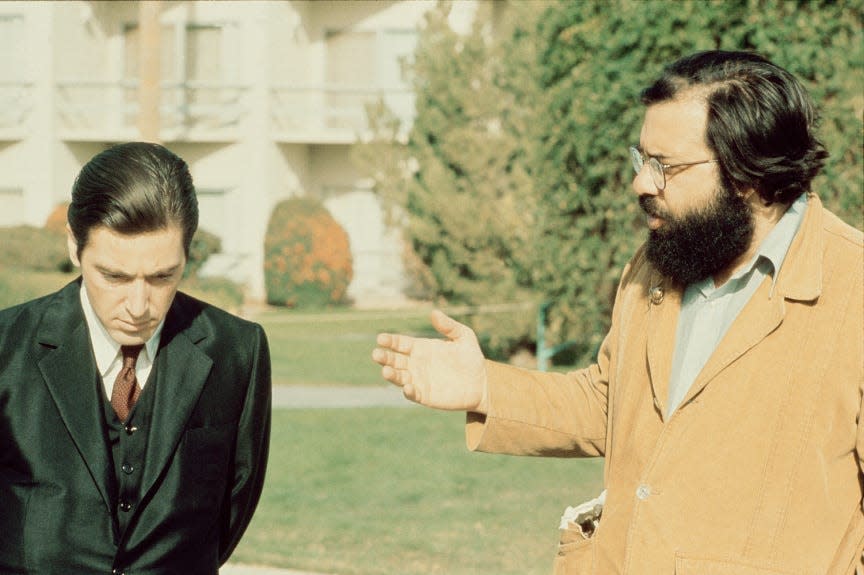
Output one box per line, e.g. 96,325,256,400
79,284,164,399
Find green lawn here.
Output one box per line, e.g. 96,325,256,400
232,408,605,575
3,268,605,574
0,267,77,309
256,309,439,386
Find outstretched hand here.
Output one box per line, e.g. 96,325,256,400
372,310,487,412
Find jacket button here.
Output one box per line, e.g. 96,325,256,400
121,463,134,474
125,424,138,435
636,484,652,500
119,501,133,512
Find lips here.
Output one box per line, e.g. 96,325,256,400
646,215,665,230
119,320,151,332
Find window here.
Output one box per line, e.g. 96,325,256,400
196,188,228,244
324,28,418,131
123,21,239,131
0,14,28,131
0,14,25,80
0,188,24,226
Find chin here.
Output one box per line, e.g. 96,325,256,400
111,331,150,346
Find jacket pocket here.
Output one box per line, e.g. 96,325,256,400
176,421,236,514
675,555,797,575
553,526,594,575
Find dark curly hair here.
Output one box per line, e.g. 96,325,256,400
641,51,828,205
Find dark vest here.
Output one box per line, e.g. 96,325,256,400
100,369,157,540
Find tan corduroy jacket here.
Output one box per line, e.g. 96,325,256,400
467,195,864,574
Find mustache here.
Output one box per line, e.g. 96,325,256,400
638,195,670,220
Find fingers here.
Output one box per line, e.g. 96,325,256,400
430,309,471,342
380,364,412,389
371,347,410,370
376,332,414,354
402,382,419,403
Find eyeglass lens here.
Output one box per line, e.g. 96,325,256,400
629,147,665,190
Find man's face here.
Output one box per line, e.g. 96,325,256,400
633,95,753,285
68,224,186,346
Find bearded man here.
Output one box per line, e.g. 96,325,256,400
372,51,863,574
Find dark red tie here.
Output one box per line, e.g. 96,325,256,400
111,345,144,422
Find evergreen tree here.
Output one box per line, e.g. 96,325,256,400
358,0,862,365
533,0,863,363
355,1,549,357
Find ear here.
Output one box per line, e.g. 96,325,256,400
66,224,81,268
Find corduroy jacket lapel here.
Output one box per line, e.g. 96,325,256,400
682,194,824,408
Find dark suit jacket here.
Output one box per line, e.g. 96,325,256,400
0,279,271,574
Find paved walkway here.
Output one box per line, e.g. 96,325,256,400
223,384,412,575
271,383,413,409
221,565,329,575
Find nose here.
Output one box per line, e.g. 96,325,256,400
125,279,149,319
632,164,659,197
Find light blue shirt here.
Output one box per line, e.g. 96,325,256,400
666,194,808,417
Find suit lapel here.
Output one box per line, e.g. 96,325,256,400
139,297,213,500
36,281,115,515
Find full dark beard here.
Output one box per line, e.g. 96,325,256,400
640,188,754,287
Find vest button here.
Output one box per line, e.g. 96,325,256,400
119,501,133,512
636,484,652,500
121,463,135,474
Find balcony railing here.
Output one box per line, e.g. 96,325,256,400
0,82,32,139
55,81,247,141
51,81,415,143
270,84,414,142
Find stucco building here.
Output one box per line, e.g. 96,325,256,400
0,0,478,303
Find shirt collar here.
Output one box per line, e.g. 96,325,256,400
754,192,808,286
691,193,808,298
79,283,164,377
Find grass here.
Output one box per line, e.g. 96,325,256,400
232,408,605,575
3,268,605,573
255,309,439,386
0,267,77,310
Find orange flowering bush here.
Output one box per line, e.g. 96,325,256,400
44,202,69,233
263,197,353,308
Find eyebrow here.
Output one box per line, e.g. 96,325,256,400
636,144,669,161
95,264,182,279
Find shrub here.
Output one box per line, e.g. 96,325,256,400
44,202,69,233
263,197,353,308
354,2,543,359
180,275,244,314
0,225,71,273
532,0,864,365
185,228,222,278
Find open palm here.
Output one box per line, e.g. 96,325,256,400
372,310,487,412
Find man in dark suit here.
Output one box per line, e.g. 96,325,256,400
0,142,271,574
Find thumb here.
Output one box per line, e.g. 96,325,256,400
430,310,471,342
